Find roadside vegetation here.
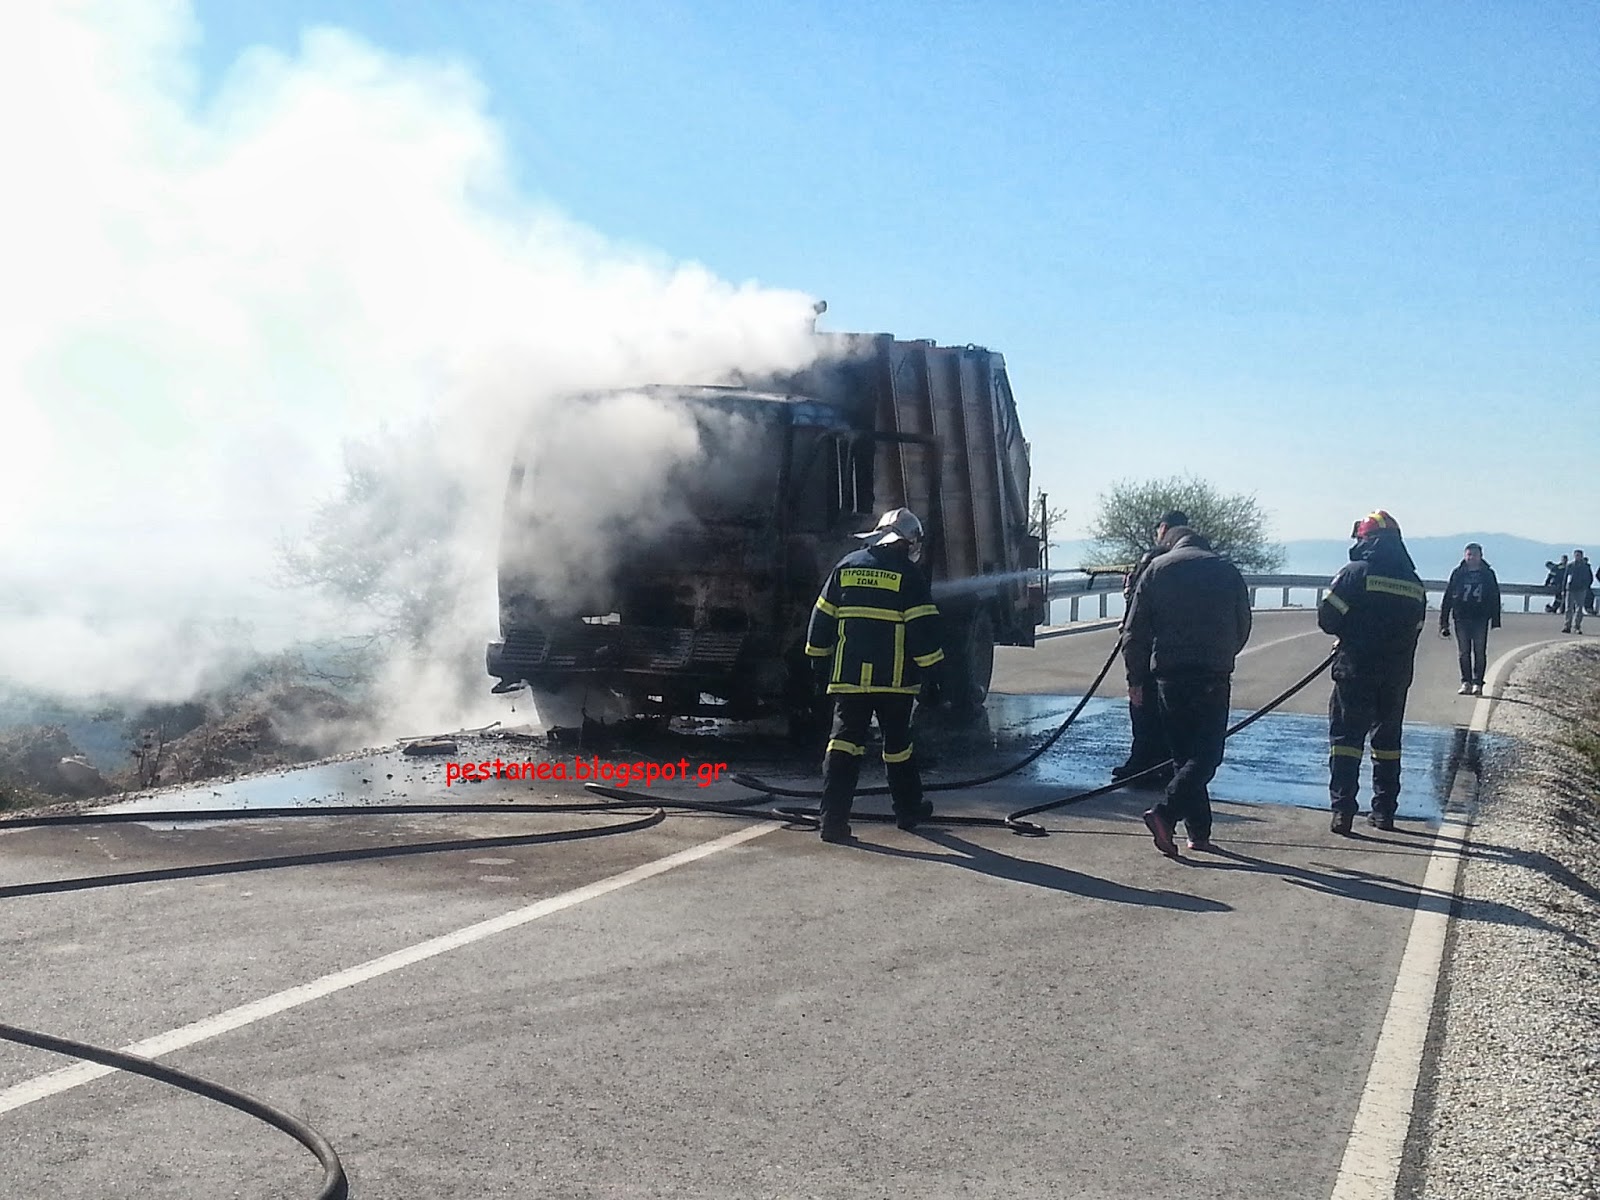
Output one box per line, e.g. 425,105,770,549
1084,475,1286,571
1565,682,1600,784
0,653,357,814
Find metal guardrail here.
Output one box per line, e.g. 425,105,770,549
1044,572,1561,624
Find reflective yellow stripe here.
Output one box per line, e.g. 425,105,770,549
836,605,906,622
882,745,914,763
914,648,945,667
834,631,846,683
904,604,939,620
814,597,839,617
893,624,905,688
839,568,902,591
1371,749,1402,761
804,644,832,658
860,662,873,689
1366,576,1426,602
1325,593,1350,614
1330,745,1364,759
826,739,866,756
827,684,922,695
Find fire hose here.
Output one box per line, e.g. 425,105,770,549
0,1021,349,1200
720,637,1337,834
0,643,1335,1195
0,803,670,1200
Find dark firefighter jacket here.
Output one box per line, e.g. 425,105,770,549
804,544,944,695
1317,537,1427,682
1122,531,1252,686
1439,561,1502,629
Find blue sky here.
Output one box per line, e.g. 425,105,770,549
0,1,1593,704
180,1,1598,543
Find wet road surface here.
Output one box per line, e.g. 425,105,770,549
0,609,1568,1198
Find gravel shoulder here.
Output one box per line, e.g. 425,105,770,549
1414,641,1600,1199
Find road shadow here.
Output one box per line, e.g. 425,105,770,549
1186,843,1594,951
1456,835,1600,914
1483,686,1593,729
849,827,1232,913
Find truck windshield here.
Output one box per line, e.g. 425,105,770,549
505,389,786,538
675,397,785,526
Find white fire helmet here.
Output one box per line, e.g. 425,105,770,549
855,507,925,562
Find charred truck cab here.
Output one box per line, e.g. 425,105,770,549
486,334,1043,730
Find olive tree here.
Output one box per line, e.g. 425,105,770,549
1085,476,1285,571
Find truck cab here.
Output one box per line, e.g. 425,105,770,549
487,335,1041,730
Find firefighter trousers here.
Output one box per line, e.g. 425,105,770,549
820,694,922,823
1328,671,1411,817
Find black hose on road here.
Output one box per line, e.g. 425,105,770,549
0,645,1336,1197
578,783,1044,833
1003,649,1336,826
0,800,671,829
0,1021,348,1200
726,642,1337,835
728,634,1128,802
0,801,674,1197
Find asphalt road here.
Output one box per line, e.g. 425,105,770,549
0,610,1572,1198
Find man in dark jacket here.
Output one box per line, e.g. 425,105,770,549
1544,556,1569,614
804,508,944,843
1317,511,1427,834
1123,525,1251,856
1439,542,1502,695
1563,550,1593,634
1111,509,1187,788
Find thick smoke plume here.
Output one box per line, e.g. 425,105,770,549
0,0,821,745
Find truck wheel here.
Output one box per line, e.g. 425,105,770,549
944,608,995,719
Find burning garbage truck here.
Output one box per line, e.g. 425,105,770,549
485,333,1044,734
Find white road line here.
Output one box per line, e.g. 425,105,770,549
0,821,776,1116
1328,639,1560,1199
1238,628,1324,658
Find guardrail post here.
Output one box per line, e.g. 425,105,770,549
1098,593,1107,619
1281,586,1290,607
1070,597,1080,622
1249,587,1257,606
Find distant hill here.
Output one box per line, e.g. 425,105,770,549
1047,534,1584,586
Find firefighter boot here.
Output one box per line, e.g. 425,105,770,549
886,760,932,831
1367,800,1397,832
819,751,861,843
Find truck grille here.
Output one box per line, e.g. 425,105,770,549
501,626,748,676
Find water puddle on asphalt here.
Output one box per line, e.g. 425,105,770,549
981,693,1483,823
101,750,461,822
98,695,1483,827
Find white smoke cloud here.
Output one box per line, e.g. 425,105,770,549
0,0,821,737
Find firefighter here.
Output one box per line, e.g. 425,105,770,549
1317,510,1427,834
804,507,944,843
